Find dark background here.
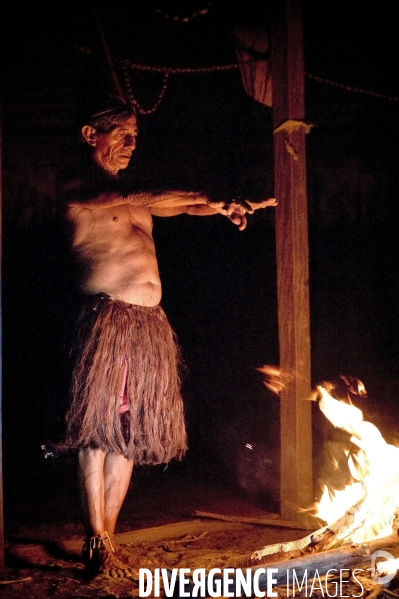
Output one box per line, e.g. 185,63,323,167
1,0,399,527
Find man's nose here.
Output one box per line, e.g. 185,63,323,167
124,134,136,148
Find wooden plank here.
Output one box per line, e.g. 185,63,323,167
193,511,316,530
270,0,313,520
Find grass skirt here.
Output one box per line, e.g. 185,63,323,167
63,295,187,463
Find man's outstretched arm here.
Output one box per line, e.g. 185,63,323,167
57,167,215,210
151,198,277,231
58,168,276,230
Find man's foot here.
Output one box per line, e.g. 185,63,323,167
82,531,138,579
116,544,160,568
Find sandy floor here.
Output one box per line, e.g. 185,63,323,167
1,455,300,597
2,454,399,598
3,520,311,598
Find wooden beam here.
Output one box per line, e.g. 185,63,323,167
270,0,313,520
0,103,4,566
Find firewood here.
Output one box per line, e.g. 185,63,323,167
367,585,386,599
238,493,368,567
176,536,399,598
245,534,399,590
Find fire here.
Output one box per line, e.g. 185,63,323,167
376,556,399,577
313,385,399,543
256,365,399,546
239,369,399,579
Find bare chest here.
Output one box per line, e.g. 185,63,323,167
68,204,154,247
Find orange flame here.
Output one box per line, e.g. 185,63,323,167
314,385,399,542
257,365,398,543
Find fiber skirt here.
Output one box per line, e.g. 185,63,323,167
63,294,187,463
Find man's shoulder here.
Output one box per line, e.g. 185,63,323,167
56,162,103,186
56,165,89,195
56,162,130,206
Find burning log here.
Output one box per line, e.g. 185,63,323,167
170,535,399,598
246,533,399,590
237,492,369,567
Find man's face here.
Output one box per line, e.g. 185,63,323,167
91,115,138,175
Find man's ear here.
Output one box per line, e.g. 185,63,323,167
81,125,97,146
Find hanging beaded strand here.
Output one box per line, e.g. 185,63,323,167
121,62,170,115
118,58,399,115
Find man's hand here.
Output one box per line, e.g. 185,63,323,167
208,197,277,231
247,198,278,211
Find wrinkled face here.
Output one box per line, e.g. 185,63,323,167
85,115,138,175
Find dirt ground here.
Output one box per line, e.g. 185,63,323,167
2,521,309,598
3,523,399,599
0,454,304,598
2,454,399,599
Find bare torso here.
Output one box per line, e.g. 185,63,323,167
67,202,162,306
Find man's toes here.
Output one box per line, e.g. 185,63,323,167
105,557,137,579
107,566,126,578
117,546,158,569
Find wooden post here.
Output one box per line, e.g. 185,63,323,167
0,103,4,565
270,0,313,520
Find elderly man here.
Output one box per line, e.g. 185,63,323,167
57,98,276,578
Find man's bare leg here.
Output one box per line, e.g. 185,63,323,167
78,447,135,578
102,451,144,567
103,451,134,543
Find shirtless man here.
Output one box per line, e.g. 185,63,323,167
58,99,277,578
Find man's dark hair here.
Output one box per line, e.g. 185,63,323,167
76,85,137,135
85,101,137,133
